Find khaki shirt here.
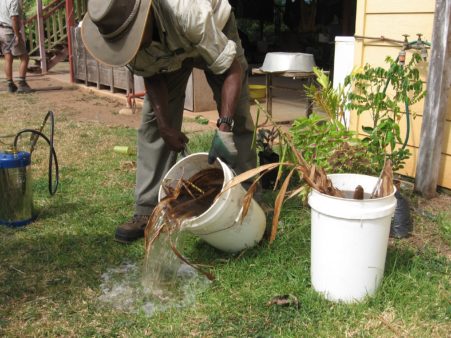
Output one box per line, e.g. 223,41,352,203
128,0,236,77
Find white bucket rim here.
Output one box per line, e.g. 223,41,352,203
308,173,397,220
311,173,397,201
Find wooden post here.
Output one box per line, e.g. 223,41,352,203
414,0,451,197
65,0,75,82
96,62,100,89
36,0,47,74
110,67,115,93
83,43,88,86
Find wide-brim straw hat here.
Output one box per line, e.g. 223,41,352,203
81,0,152,67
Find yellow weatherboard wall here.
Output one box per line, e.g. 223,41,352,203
351,0,451,189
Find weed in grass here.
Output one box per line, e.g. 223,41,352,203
436,212,451,245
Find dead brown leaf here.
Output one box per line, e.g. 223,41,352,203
270,168,295,243
267,294,300,309
240,177,259,222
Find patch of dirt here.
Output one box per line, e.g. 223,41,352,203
0,74,215,134
388,182,451,259
407,193,451,259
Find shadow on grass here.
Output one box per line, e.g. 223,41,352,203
31,202,81,221
384,245,417,274
0,229,139,306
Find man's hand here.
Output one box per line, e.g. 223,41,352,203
160,126,189,152
208,130,238,167
14,35,23,47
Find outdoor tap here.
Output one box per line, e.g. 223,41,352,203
416,33,423,43
398,50,406,65
399,34,409,65
414,34,429,61
402,34,410,46
410,33,423,50
420,47,428,61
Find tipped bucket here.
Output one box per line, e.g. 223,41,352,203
158,153,266,253
308,174,397,303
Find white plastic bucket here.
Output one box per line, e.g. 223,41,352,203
158,153,266,253
308,174,397,303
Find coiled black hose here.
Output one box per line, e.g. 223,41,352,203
13,111,59,195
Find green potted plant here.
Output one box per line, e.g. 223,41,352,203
345,53,426,238
292,67,378,176
228,105,397,302
345,53,426,173
227,53,426,302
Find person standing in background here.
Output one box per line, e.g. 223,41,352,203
0,0,32,93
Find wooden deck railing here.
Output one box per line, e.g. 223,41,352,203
25,0,87,56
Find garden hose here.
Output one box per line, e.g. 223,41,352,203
13,111,59,195
381,55,411,151
382,56,413,238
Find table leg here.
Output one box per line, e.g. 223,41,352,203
306,76,313,118
266,73,273,117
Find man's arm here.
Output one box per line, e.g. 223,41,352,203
180,5,241,130
219,58,242,132
11,16,22,45
144,76,188,151
207,58,241,166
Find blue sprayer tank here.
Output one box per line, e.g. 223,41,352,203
0,151,34,227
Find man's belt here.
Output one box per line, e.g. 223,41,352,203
0,22,12,28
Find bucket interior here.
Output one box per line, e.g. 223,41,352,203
320,174,396,201
158,153,232,224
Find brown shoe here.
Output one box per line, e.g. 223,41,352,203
115,215,149,243
7,81,17,93
17,81,33,94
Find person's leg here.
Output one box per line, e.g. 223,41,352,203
0,27,17,93
135,65,193,215
13,40,32,93
3,53,13,79
204,13,257,175
3,53,17,93
115,62,193,242
18,53,29,78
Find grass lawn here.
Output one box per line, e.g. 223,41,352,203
0,92,450,337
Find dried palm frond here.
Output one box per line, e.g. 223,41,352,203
223,162,286,192
240,177,260,222
371,159,394,198
144,168,224,281
270,168,295,243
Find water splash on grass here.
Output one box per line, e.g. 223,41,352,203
99,168,223,315
98,246,211,317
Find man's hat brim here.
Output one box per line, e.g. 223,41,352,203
81,0,152,67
